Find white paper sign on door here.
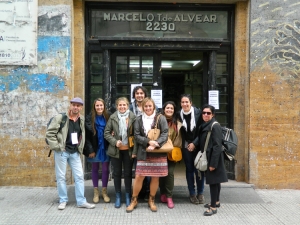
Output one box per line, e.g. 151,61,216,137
151,90,162,108
208,90,219,109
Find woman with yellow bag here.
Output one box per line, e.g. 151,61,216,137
159,101,182,209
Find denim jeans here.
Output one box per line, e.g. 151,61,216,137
54,151,86,206
182,147,205,196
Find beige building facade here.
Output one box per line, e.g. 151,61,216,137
0,0,299,189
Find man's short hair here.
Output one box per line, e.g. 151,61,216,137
132,86,148,99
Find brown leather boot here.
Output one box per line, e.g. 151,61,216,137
126,196,138,213
148,195,157,212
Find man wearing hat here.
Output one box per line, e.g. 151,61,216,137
46,97,95,210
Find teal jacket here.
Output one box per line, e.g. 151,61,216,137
45,112,85,154
104,111,136,159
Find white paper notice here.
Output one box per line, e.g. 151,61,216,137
208,90,219,109
151,90,162,108
71,133,78,144
131,83,142,102
0,0,38,65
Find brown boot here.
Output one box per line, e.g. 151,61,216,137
102,187,111,203
93,188,99,203
126,196,138,213
148,195,157,212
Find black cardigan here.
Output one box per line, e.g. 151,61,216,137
133,113,169,160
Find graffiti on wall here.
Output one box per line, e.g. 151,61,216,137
250,2,300,81
269,20,300,79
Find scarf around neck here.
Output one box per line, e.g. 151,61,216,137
142,110,156,135
165,115,177,133
117,109,130,142
180,106,196,132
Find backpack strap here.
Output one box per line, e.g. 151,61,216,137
203,121,219,152
203,131,211,152
211,121,219,130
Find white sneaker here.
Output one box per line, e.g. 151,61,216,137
58,202,67,210
77,202,95,209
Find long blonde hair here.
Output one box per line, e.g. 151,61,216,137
91,98,109,135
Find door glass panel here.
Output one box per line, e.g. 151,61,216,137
129,56,140,83
142,56,153,83
216,114,227,124
112,53,157,112
90,53,103,83
216,53,229,116
116,56,127,83
216,75,228,84
90,85,103,107
116,85,130,99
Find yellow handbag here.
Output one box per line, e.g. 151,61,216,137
168,147,182,162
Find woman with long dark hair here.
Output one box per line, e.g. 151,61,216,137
84,98,111,204
159,101,182,209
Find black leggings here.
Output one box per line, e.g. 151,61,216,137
111,150,133,193
209,183,221,208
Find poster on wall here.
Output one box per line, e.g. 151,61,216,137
0,0,38,65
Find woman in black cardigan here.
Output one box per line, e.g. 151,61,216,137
198,104,228,216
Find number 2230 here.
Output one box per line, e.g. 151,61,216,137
146,22,175,31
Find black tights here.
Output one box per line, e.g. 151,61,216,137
209,183,221,208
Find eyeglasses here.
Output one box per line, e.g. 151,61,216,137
202,111,212,115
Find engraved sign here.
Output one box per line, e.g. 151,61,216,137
91,10,228,39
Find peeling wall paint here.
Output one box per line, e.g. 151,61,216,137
0,4,72,186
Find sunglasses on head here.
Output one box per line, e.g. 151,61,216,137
202,111,212,115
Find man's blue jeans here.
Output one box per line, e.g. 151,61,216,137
182,147,205,196
54,151,86,206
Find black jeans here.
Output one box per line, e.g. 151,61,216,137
209,183,221,207
111,150,133,193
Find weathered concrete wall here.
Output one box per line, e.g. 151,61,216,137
249,1,300,188
0,1,73,186
3,0,300,189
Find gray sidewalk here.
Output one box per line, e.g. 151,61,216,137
1,180,300,225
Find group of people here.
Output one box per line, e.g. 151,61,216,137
45,86,228,216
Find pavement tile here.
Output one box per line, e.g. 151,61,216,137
0,184,300,224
